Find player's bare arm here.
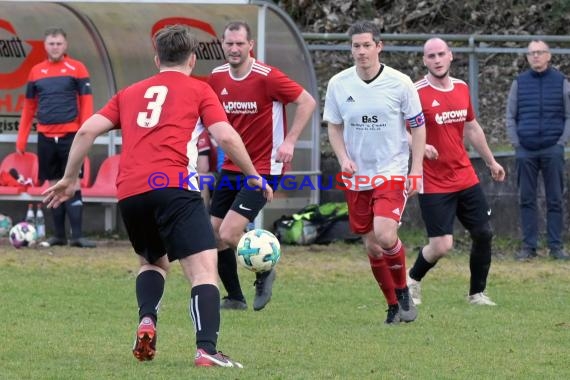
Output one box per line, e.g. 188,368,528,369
408,121,426,196
407,130,438,160
276,89,317,163
209,121,273,201
464,119,506,182
327,122,358,176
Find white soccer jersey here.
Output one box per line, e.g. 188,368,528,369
323,65,424,191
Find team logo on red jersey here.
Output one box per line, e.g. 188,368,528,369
435,109,468,125
0,19,45,90
223,100,258,114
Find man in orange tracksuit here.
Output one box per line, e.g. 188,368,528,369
17,27,95,248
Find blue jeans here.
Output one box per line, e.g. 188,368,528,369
516,144,565,250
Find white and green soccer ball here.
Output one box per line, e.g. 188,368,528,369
237,229,281,273
0,213,13,237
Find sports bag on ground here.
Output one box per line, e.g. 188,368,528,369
273,203,360,245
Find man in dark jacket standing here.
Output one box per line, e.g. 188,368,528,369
506,40,570,261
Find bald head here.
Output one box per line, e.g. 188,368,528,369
424,38,450,55
423,38,453,80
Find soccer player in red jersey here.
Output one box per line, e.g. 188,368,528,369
207,21,316,311
17,28,95,248
407,38,505,306
43,25,273,368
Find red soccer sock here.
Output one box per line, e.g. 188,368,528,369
368,254,397,305
382,239,407,289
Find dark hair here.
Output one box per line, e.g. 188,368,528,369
347,21,382,43
153,25,197,67
44,27,67,39
223,20,252,40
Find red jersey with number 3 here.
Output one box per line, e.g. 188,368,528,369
97,71,228,200
207,59,303,175
414,76,480,193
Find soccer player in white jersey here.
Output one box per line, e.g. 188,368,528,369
323,20,426,324
406,38,505,306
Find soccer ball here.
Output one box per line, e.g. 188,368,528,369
0,213,13,237
9,222,37,248
236,229,281,273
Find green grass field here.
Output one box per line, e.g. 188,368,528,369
1,232,569,379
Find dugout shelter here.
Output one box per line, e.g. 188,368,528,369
0,0,320,232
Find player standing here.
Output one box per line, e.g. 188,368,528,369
17,27,95,248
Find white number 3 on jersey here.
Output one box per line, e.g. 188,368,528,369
137,85,168,128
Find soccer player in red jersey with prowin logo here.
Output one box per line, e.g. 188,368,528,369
324,21,426,325
43,25,273,368
406,38,505,307
207,21,316,312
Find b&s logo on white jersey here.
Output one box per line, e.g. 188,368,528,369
223,101,258,114
435,109,468,125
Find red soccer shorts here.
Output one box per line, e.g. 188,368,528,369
344,181,408,234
